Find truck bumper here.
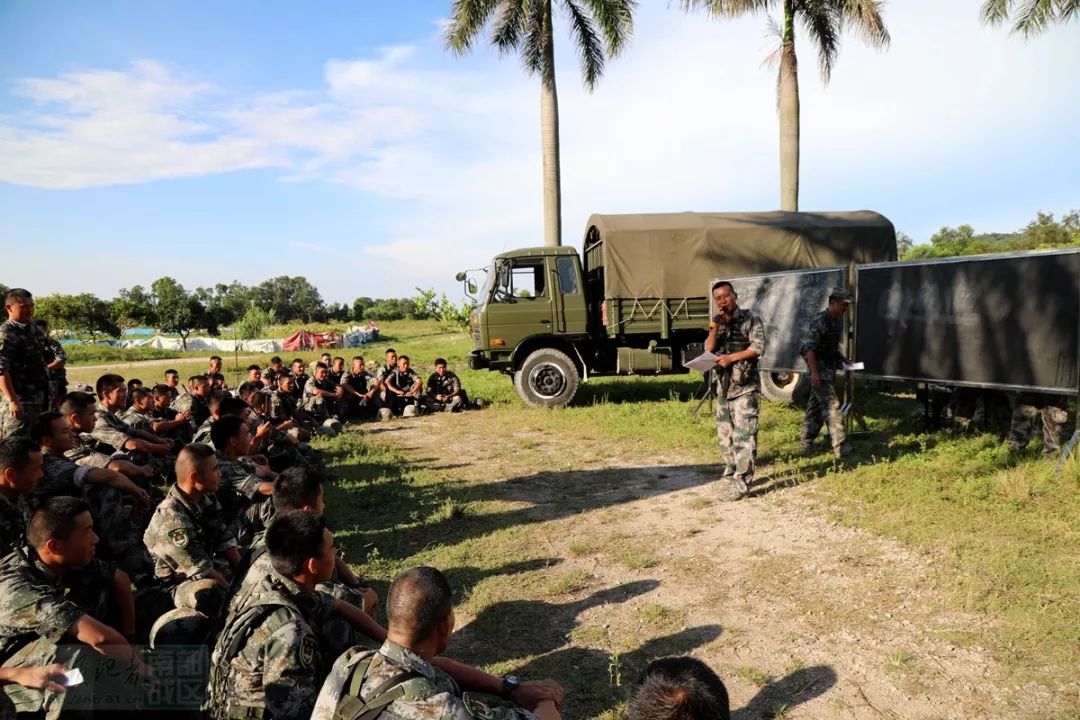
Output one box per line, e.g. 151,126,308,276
468,350,490,370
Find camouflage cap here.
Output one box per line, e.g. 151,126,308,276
829,287,853,303
150,608,211,648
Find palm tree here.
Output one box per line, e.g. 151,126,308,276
982,0,1078,36
446,0,635,247
682,0,889,211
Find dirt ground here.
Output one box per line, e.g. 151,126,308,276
361,412,1063,720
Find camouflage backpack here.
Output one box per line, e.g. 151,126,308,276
314,647,422,720
204,600,298,720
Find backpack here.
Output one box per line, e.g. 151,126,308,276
204,600,297,720
319,648,422,720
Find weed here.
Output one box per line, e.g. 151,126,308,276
736,666,771,687
608,651,623,688
546,570,591,597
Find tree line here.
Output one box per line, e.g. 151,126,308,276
898,209,1079,261
0,276,474,344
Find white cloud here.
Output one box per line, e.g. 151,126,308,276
1,0,1077,301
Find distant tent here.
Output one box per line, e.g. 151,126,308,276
283,330,340,351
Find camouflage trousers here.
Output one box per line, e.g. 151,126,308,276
716,392,759,484
1008,395,1068,457
2,639,89,717
0,399,46,440
802,373,845,450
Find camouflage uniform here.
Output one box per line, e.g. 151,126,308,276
263,366,283,388
385,368,422,416
268,389,299,426
800,309,847,453
303,377,340,420
192,418,214,446
0,547,119,716
120,407,154,433
1008,393,1069,457
425,371,468,413
0,320,50,439
712,308,765,496
329,368,346,386
64,433,115,469
290,372,310,402
91,407,137,455
344,370,375,419
207,569,337,720
0,494,25,556
172,392,209,429
36,451,149,573
40,335,67,406
216,456,268,537
143,483,238,611
312,640,537,720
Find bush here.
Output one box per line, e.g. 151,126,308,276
65,345,185,366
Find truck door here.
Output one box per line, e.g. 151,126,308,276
553,254,587,334
486,257,555,349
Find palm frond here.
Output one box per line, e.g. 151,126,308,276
980,0,1012,25
445,0,502,53
562,0,606,89
796,0,840,82
679,0,772,19
577,0,636,56
491,0,529,53
835,0,890,48
519,0,548,77
1013,0,1059,35
761,14,784,70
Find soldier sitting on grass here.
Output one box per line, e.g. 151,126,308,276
425,357,470,413
119,386,156,432
263,356,286,388
149,384,192,443
313,566,565,720
92,374,171,462
143,444,241,619
211,415,275,544
0,437,42,555
163,368,182,400
246,364,264,387
172,374,212,430
0,497,150,717
289,359,310,402
206,509,387,720
381,355,423,419
61,392,159,485
302,363,344,435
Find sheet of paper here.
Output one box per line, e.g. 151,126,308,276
843,361,864,372
60,669,84,687
684,351,719,373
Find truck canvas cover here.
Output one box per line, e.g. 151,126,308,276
585,211,897,299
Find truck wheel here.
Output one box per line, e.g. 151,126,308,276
514,348,580,408
760,371,810,406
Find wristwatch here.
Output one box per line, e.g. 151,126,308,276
501,675,520,697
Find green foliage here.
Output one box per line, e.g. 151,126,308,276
65,345,187,365
981,0,1080,37
903,210,1079,260
36,293,121,341
236,306,274,340
352,297,375,321
410,287,440,320
150,277,218,348
111,285,155,329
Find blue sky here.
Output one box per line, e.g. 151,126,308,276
1,0,1077,304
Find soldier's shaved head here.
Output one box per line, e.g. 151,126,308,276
386,566,453,642
176,443,215,480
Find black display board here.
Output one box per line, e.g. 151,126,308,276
856,250,1080,394
715,267,847,373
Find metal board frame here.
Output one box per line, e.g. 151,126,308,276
855,248,1080,395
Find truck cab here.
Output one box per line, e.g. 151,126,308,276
468,247,589,404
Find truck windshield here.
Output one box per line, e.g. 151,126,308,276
478,264,498,309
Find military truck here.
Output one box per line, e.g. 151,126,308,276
460,211,897,407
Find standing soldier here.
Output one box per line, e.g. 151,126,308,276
704,281,765,502
0,289,51,439
800,287,852,458
33,319,66,409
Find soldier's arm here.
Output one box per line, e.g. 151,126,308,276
111,569,136,638
107,458,156,481
331,598,387,643
704,319,720,354
448,375,462,398
149,515,217,582
0,665,69,693
0,374,21,411
262,621,321,720
85,467,151,508
430,658,564,712
69,615,150,676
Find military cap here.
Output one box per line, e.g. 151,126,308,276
829,287,853,302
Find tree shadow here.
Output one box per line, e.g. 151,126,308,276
732,665,838,720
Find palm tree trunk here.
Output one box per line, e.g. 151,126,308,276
540,0,563,247
778,0,800,212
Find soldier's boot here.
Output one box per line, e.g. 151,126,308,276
833,443,851,459
799,440,814,454
717,477,748,502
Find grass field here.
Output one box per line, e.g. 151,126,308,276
70,320,1079,719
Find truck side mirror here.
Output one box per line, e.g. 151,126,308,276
455,272,467,282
